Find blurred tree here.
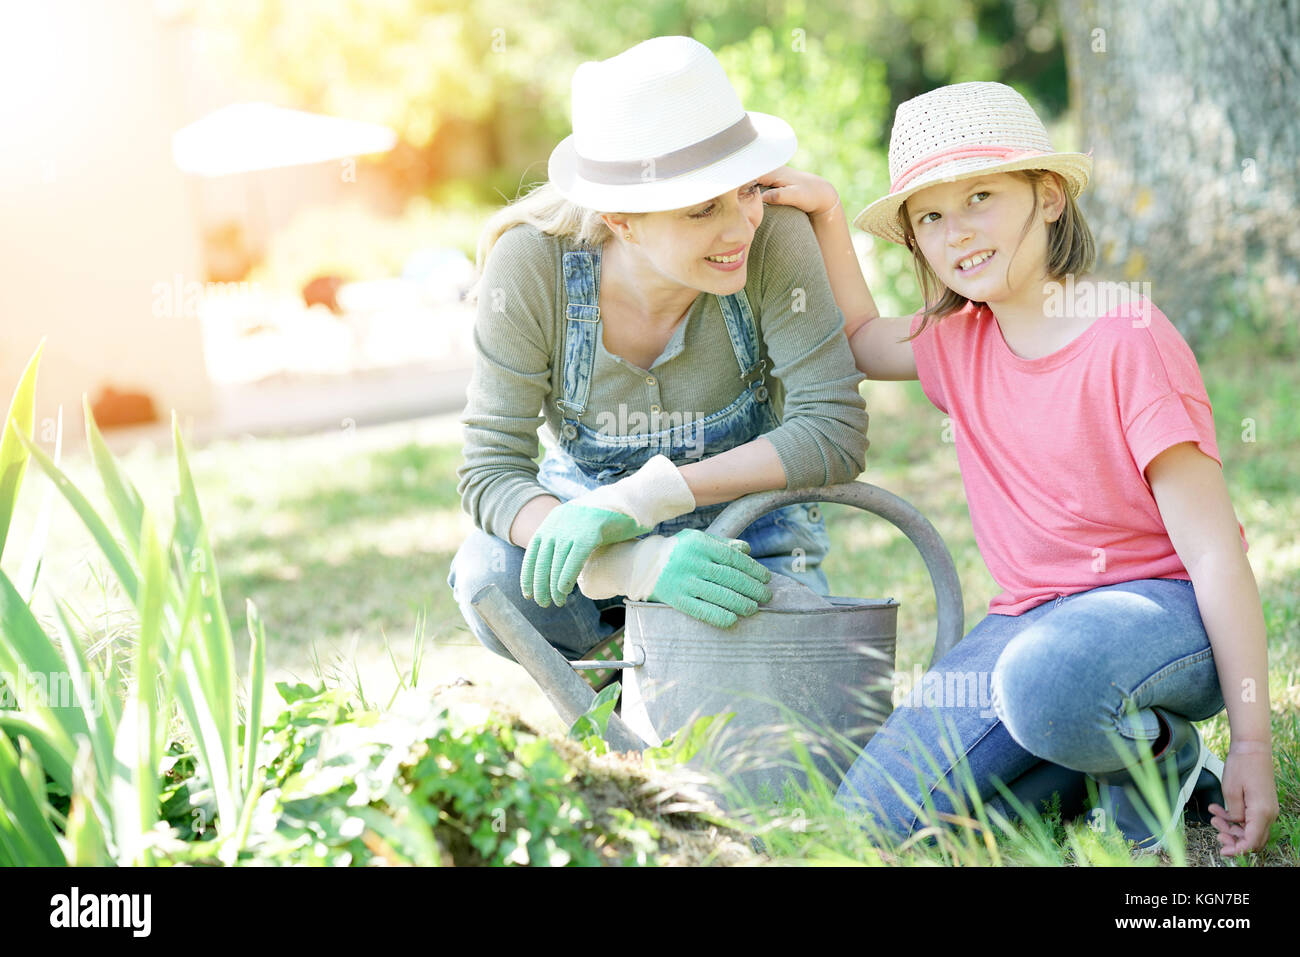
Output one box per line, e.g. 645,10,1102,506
193,0,1068,194
191,0,1076,312
1061,0,1300,348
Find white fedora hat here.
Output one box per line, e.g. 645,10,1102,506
853,81,1092,246
548,36,797,213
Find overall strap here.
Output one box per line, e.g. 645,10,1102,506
716,289,771,393
555,247,602,427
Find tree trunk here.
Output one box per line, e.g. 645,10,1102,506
1060,0,1299,346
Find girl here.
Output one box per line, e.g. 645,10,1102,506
447,36,868,663
760,81,1278,857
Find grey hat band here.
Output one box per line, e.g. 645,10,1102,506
574,114,757,185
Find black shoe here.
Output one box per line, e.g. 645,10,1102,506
1088,705,1224,853
1000,760,1090,823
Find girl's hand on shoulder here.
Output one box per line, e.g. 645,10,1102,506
1208,743,1279,856
758,166,840,220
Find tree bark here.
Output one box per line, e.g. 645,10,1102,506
1060,0,1299,345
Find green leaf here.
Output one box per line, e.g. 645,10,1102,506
10,426,140,603
0,339,42,562
14,403,62,603
243,600,266,799
0,568,90,779
0,728,65,866
567,682,620,744
48,598,115,787
82,395,148,555
644,711,736,769
168,412,238,788
275,681,326,705
110,511,169,865
65,737,109,866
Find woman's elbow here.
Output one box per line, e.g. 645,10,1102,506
831,439,868,484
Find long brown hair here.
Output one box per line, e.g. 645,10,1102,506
901,169,1096,340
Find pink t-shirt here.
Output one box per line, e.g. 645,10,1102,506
909,296,1248,616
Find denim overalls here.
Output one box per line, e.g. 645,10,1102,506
448,242,832,661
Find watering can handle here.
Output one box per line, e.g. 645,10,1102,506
705,482,964,667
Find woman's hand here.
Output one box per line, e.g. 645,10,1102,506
758,165,841,220
522,503,650,607
1207,743,1278,856
578,529,773,628
521,454,695,607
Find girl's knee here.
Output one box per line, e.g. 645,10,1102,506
992,635,1122,764
991,631,1082,758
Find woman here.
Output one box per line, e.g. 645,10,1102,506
447,36,869,662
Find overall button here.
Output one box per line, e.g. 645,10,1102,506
754,385,769,402
562,423,578,439
807,505,821,522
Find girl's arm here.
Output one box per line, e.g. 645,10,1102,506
1146,441,1278,856
759,166,918,381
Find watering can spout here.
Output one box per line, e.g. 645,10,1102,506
470,583,651,752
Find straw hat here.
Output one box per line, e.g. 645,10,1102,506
548,36,797,213
852,81,1092,246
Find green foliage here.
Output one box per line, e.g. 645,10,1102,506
0,348,269,866
195,1,1073,311
407,711,601,866
201,679,679,867
643,712,736,771
0,340,40,561
567,681,621,755
195,1,1069,191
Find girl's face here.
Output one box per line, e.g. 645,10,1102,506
604,179,766,296
904,171,1065,304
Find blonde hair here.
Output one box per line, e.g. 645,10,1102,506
469,182,626,302
901,169,1096,339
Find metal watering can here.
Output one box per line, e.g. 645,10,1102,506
472,482,964,806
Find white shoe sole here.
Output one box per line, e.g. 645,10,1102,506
1139,723,1221,855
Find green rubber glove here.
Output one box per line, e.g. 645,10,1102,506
521,504,651,607
521,454,696,607
578,529,773,629
649,530,774,627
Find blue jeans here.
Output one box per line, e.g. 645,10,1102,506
835,577,1225,841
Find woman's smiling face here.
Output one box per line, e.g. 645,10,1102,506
605,179,766,296
904,171,1064,304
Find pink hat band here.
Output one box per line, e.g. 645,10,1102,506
890,145,1049,193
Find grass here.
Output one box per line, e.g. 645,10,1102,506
4,331,1297,865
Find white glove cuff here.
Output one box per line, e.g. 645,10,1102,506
577,535,676,601
578,454,696,529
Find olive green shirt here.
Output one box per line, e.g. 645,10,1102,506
457,202,869,541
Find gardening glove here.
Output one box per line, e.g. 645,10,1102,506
576,528,773,629
521,454,696,608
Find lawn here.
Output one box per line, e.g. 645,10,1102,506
5,332,1296,865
